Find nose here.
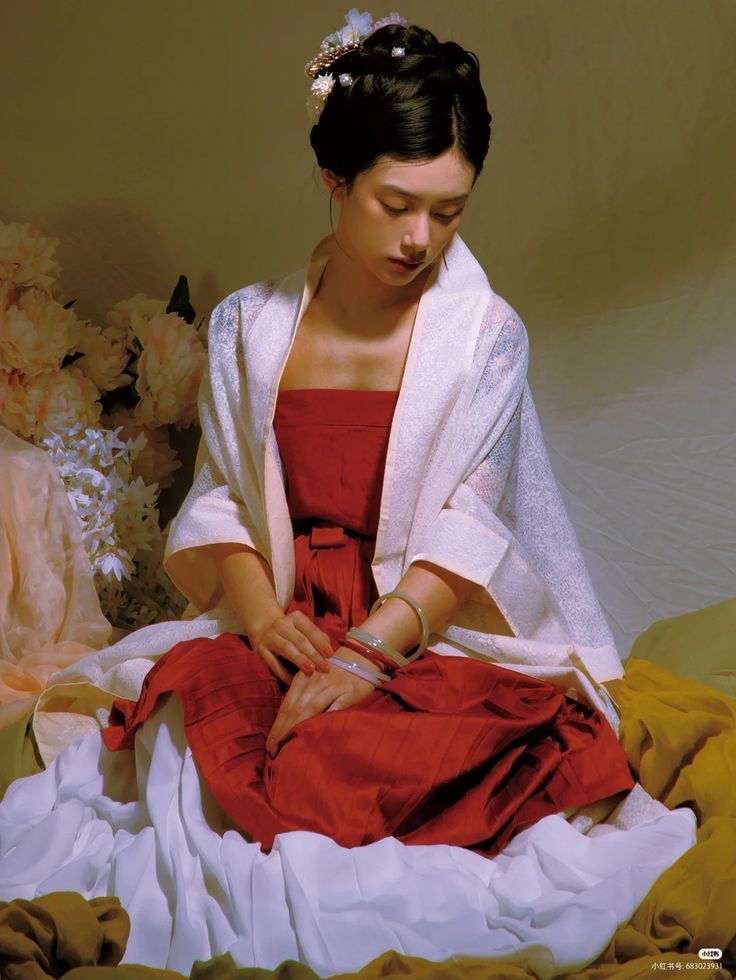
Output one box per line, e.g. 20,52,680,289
402,212,430,258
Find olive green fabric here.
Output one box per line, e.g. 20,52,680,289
0,708,43,801
628,598,736,700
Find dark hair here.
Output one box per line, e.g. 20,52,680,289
309,23,492,195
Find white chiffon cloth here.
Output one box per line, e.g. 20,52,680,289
0,693,695,978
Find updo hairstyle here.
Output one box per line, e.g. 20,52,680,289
309,23,492,195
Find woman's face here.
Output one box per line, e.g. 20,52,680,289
325,148,476,285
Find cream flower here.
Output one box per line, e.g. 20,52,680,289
106,293,168,347
320,8,374,51
307,72,336,123
0,283,81,376
340,7,375,43
132,313,206,429
0,221,62,294
0,366,101,441
103,406,182,490
73,321,130,392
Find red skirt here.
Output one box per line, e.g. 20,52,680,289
102,632,634,856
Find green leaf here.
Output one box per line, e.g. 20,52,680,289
166,274,196,324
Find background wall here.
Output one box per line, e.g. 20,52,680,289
2,0,734,655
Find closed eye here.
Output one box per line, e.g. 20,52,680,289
382,204,463,222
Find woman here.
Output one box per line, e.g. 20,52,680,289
0,11,695,976
101,12,634,854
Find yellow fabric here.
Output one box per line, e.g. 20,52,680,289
628,598,736,700
599,658,736,968
0,428,112,731
64,968,184,980
0,893,129,979
0,708,42,801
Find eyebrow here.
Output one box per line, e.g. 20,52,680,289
381,184,470,204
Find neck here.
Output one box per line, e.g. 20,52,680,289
315,237,432,327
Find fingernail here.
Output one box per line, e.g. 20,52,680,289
318,660,330,673
266,738,275,757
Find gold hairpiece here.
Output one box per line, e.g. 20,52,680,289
305,9,408,122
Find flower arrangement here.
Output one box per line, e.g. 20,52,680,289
0,219,205,627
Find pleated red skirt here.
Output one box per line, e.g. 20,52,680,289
103,388,634,856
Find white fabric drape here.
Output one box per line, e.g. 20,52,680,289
0,696,696,977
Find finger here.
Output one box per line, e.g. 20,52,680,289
283,621,331,673
268,682,334,753
269,634,318,676
256,648,293,685
325,693,354,712
267,672,309,748
291,612,335,662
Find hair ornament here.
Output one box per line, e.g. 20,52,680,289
339,72,354,87
306,73,336,123
305,8,408,123
391,46,405,57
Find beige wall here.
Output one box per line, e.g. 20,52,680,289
2,1,735,653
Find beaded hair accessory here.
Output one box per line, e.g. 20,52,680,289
305,7,408,123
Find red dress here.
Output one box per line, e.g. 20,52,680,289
103,388,634,855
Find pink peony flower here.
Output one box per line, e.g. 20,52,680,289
74,321,130,392
103,406,182,490
132,313,206,429
0,366,101,441
0,221,62,294
0,283,80,376
106,293,168,348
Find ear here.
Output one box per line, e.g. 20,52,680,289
320,168,347,204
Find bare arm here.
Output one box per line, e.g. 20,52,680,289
209,542,282,643
361,562,622,705
209,542,333,681
357,559,496,655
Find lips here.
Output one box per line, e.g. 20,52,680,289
390,258,422,268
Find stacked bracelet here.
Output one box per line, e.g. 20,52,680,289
328,656,391,686
342,635,397,675
346,626,409,667
368,590,431,663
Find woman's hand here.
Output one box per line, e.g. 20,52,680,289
265,645,381,756
248,610,334,683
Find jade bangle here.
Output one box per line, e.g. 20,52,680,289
368,590,430,662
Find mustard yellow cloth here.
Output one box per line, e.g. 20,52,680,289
64,967,184,980
0,893,129,979
598,658,736,969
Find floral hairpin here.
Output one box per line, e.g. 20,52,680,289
305,8,408,124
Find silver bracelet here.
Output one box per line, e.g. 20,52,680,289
329,656,391,686
369,590,430,662
346,626,409,667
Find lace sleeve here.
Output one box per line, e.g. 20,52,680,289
162,285,272,613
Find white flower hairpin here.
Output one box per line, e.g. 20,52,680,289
305,8,408,123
